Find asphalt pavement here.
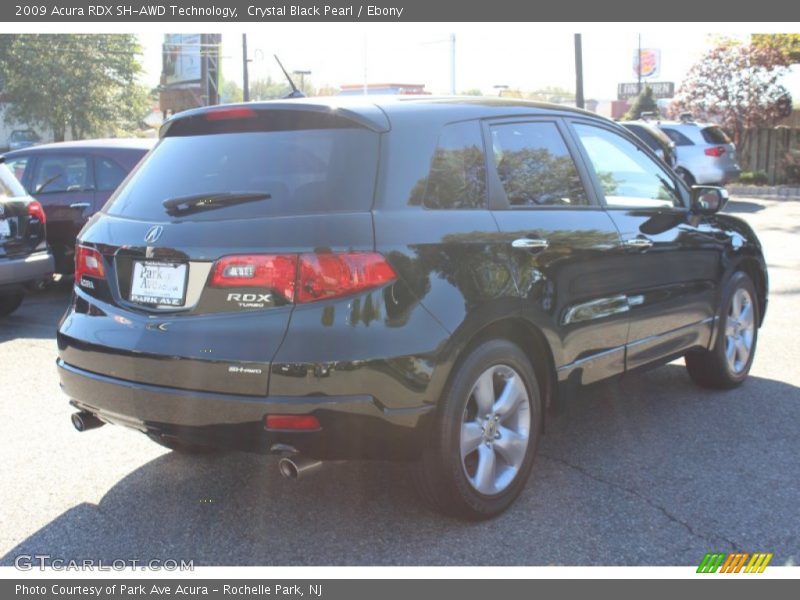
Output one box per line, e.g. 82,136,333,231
1,196,798,566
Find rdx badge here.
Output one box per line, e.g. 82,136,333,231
226,293,272,308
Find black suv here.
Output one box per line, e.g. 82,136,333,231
1,161,53,316
57,98,767,519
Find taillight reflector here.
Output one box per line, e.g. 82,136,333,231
705,146,726,157
265,415,321,431
27,200,46,224
209,252,396,304
75,245,105,281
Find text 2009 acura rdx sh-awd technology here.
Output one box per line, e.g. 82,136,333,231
57,98,767,519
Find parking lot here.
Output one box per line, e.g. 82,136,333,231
0,196,798,567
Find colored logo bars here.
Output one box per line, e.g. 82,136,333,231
697,552,773,573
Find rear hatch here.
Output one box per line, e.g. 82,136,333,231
0,162,46,261
701,126,738,167
59,104,387,397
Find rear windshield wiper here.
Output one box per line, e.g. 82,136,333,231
162,192,271,217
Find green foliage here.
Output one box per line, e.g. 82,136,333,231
460,88,483,96
738,171,769,185
248,77,290,100
526,86,576,104
220,78,244,103
0,34,149,141
751,34,800,62
623,86,660,120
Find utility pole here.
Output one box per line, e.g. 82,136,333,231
450,33,456,95
293,70,311,95
242,33,250,102
574,34,584,109
637,33,642,95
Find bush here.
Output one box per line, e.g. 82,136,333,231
738,171,769,185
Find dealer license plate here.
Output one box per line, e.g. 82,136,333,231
130,261,188,306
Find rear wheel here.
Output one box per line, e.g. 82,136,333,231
685,271,758,389
414,339,542,520
0,293,24,317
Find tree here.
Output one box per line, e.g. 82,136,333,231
220,78,244,103
526,86,576,104
671,43,792,145
751,34,800,63
1,34,149,141
623,86,660,120
460,88,483,96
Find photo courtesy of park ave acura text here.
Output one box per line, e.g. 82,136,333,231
0,0,799,582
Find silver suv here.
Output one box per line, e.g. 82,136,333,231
656,119,741,186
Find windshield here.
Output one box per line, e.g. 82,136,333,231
106,127,379,221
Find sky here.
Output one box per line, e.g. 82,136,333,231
137,25,800,101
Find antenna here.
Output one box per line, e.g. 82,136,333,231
274,55,305,98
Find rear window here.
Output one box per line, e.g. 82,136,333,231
701,126,731,145
660,127,693,146
107,114,379,221
0,163,28,199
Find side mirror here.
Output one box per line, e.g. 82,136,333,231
690,186,728,215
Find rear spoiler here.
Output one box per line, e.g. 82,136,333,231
160,101,391,138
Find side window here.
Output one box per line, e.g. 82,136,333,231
5,156,30,188
32,155,92,194
94,157,128,192
412,121,487,209
660,127,693,146
573,123,684,209
490,121,589,207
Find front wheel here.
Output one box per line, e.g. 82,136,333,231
685,271,759,389
414,339,542,520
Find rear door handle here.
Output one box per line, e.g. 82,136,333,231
623,237,653,250
69,202,91,209
512,238,549,250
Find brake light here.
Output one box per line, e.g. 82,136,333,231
265,415,321,431
75,245,105,280
705,146,726,157
204,106,257,121
209,252,397,303
210,255,298,299
27,200,46,224
296,252,397,303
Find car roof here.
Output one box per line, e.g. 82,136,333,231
162,95,609,135
3,138,156,157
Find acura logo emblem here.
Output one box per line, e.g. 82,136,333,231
144,225,163,243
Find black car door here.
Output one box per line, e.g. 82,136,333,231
486,118,629,385
566,119,723,370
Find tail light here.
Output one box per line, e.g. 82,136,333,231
27,200,46,224
75,245,105,281
705,146,726,157
204,106,257,121
210,252,397,303
265,415,321,431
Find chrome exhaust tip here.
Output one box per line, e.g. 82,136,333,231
71,411,105,432
278,456,322,480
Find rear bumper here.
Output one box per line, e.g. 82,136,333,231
58,359,434,459
0,250,53,289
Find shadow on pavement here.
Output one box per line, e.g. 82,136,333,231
0,280,71,342
724,200,766,214
2,364,799,566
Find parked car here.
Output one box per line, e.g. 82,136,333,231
655,119,741,186
7,129,41,152
620,120,677,167
0,160,53,316
57,98,767,519
2,139,154,273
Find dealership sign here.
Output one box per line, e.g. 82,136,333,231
617,81,675,100
633,48,661,79
163,33,202,86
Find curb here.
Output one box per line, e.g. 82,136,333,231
727,185,800,199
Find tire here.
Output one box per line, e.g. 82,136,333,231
677,168,695,187
0,293,24,317
147,433,222,455
414,339,542,520
685,271,759,389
